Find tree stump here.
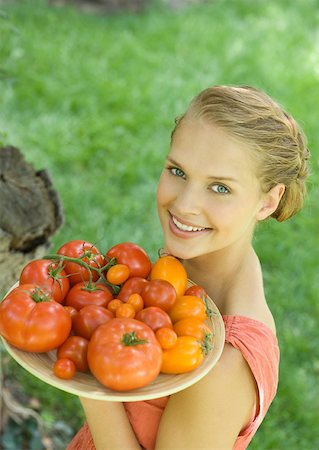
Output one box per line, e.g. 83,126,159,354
0,146,63,294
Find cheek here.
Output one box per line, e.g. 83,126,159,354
156,174,171,208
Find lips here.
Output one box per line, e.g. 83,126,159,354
168,212,211,238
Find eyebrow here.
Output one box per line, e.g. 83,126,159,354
166,156,239,183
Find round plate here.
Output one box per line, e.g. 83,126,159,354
1,280,225,401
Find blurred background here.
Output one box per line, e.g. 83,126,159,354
0,0,318,448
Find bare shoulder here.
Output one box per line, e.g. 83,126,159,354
156,343,257,450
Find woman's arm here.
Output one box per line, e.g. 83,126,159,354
80,397,141,450
155,343,257,449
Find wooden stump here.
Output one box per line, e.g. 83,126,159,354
0,146,63,294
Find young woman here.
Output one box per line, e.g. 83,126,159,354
67,85,310,449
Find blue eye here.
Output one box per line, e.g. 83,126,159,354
211,184,229,194
169,167,185,178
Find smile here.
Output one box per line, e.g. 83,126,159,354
170,213,210,233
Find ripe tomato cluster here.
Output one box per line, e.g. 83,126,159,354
0,240,214,392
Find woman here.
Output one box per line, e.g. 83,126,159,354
67,85,310,449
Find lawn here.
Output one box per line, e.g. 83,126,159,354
0,0,318,448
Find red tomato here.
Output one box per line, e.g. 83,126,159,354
64,306,78,323
57,240,105,285
168,295,207,323
57,336,89,372
106,242,151,279
141,279,177,312
185,285,207,299
161,336,204,374
87,318,162,391
150,255,187,297
117,277,148,303
106,264,130,285
53,358,76,380
0,284,72,352
72,305,114,340
19,259,70,303
136,306,173,332
65,282,113,311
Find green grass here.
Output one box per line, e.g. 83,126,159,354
1,0,319,448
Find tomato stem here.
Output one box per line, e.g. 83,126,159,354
121,331,148,346
200,331,214,356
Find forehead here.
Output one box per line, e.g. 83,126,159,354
169,119,257,181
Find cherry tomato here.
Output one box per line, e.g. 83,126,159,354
19,259,70,303
168,295,207,323
155,327,178,350
173,317,212,340
0,284,72,352
72,305,114,340
106,264,130,285
57,240,105,285
150,255,187,297
127,293,144,313
161,336,203,374
53,358,76,380
57,336,89,372
87,318,162,391
136,306,173,332
107,299,123,314
116,303,135,319
65,282,113,311
185,285,207,299
106,242,151,279
141,279,177,312
117,277,148,303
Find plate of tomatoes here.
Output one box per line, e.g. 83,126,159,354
0,240,225,401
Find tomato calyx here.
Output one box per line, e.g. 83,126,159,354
200,331,214,356
29,286,52,303
121,331,148,346
202,294,215,319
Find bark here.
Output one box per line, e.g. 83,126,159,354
0,146,63,294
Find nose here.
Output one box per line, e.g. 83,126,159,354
173,183,202,216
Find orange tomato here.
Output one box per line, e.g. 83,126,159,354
173,317,212,341
155,327,178,350
161,336,203,374
106,264,130,285
168,295,207,323
107,299,123,314
150,255,187,297
127,293,144,313
116,303,136,319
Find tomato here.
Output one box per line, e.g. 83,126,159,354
64,305,78,323
107,299,123,314
53,358,76,380
173,317,212,340
0,284,72,352
116,303,135,319
87,318,162,391
150,255,187,297
106,242,151,279
161,336,204,374
168,295,207,323
65,282,113,311
141,279,177,312
72,305,114,340
127,293,144,313
185,285,207,299
155,327,178,350
57,240,105,285
117,277,148,303
57,336,89,372
19,259,70,303
136,306,173,332
106,264,130,285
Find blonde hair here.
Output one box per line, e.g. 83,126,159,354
172,85,310,222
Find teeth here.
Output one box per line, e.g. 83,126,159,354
172,215,206,232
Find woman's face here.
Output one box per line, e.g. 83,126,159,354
156,118,266,260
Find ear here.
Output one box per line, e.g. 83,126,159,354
257,183,286,221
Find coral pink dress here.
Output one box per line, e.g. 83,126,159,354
67,315,280,450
